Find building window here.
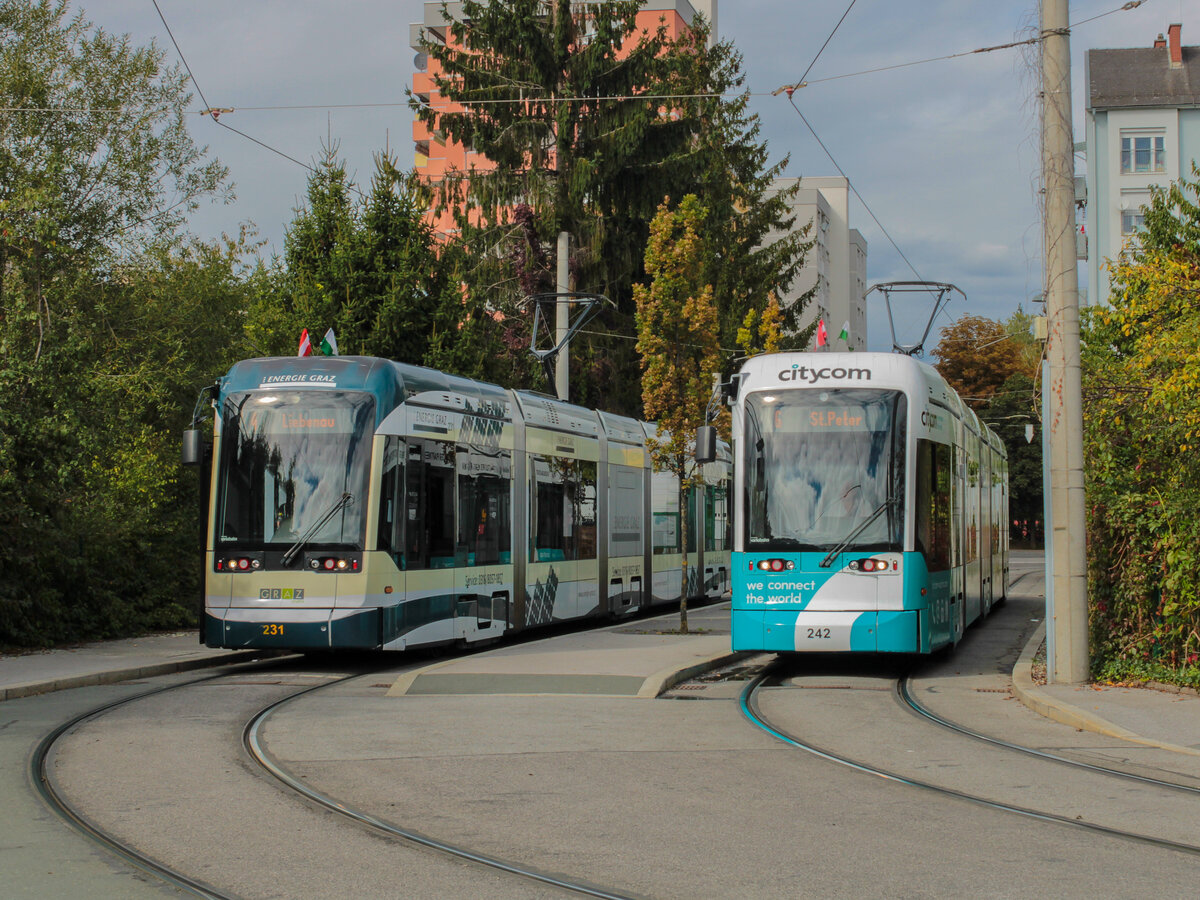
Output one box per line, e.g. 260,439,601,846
1120,134,1165,174
1121,210,1145,235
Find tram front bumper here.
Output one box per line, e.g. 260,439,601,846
731,609,921,653
205,607,382,650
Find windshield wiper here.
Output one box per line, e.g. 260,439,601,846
820,497,897,569
282,492,354,567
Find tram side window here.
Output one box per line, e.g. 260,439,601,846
966,457,980,565
457,447,512,567
705,482,729,552
376,436,402,562
651,469,681,555
531,455,597,562
405,439,456,570
915,439,952,571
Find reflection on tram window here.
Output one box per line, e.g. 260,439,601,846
216,391,374,549
745,389,906,552
531,455,596,562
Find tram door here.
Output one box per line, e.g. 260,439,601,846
401,432,458,646
949,443,967,643
453,442,512,644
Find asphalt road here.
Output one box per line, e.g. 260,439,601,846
9,561,1200,898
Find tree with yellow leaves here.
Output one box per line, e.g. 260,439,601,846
634,195,722,633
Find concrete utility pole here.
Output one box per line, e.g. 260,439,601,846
555,231,570,402
1041,0,1089,682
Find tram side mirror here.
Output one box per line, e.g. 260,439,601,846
694,426,717,464
182,429,205,466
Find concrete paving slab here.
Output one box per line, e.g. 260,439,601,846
388,609,740,698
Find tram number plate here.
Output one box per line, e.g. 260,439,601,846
261,624,285,636
805,627,832,639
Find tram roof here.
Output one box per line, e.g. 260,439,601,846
219,357,511,426
217,357,683,445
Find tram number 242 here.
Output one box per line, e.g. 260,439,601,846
805,627,832,639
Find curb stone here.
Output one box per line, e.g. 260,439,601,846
1011,622,1200,757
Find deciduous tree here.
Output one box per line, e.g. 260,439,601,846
0,2,239,646
932,314,1030,409
635,195,721,633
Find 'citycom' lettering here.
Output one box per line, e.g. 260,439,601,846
778,366,872,384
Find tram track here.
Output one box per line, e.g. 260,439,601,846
32,670,243,900
897,676,1200,794
35,658,638,900
740,662,1200,858
243,673,638,900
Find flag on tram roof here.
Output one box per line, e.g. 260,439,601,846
320,328,339,356
298,328,313,357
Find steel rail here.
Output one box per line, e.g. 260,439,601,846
244,675,642,900
32,672,240,900
739,668,1200,857
897,677,1200,794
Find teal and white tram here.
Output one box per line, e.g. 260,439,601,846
726,352,1008,654
186,356,730,651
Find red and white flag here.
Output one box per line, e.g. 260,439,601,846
298,328,313,357
816,318,828,347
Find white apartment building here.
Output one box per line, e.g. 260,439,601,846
766,176,868,351
1083,23,1200,305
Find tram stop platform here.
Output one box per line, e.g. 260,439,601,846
3,603,1200,758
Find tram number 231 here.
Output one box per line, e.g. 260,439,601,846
261,624,285,636
805,627,831,639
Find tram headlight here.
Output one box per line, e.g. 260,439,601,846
755,558,795,572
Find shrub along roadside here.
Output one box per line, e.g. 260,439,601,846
1082,244,1200,684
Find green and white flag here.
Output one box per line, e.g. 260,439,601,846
319,328,339,356
838,320,850,343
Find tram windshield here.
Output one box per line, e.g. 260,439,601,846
744,388,906,552
215,391,375,550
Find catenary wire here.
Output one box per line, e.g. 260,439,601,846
774,0,1148,93
792,0,859,90
3,2,1149,118
785,94,924,282
151,0,318,178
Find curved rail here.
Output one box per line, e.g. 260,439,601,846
244,677,639,900
32,673,238,900
897,677,1200,794
739,668,1200,857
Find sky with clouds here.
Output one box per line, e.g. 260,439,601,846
81,0,1189,351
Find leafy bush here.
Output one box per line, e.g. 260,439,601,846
1083,248,1200,674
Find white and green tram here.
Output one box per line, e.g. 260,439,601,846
186,356,730,651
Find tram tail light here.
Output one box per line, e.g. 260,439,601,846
754,559,794,572
849,558,890,572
